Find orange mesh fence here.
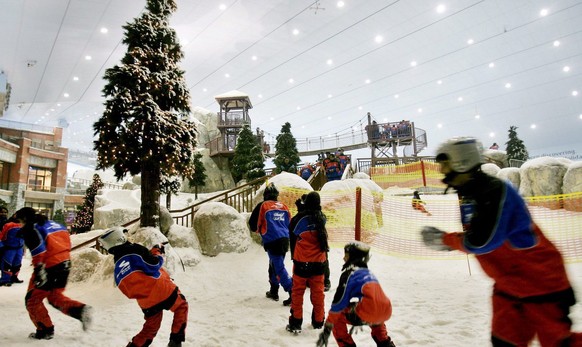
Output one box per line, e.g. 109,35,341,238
370,161,444,189
278,186,582,263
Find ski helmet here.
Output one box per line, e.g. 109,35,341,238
99,226,128,252
343,241,371,268
263,183,279,200
435,137,483,173
15,207,37,224
303,191,321,211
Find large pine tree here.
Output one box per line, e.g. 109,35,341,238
231,124,265,183
273,122,300,172
71,174,104,233
505,125,529,162
94,0,197,227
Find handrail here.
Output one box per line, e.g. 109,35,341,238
71,175,269,252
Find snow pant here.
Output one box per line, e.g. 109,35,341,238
131,288,188,347
331,308,391,347
491,287,582,346
25,261,86,332
1,247,23,284
267,251,292,292
290,273,325,324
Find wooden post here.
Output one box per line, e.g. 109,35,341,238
420,159,427,187
355,187,362,241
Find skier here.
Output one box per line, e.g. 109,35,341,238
316,241,396,347
15,207,92,340
248,183,293,306
287,192,329,334
411,191,431,216
422,136,582,346
98,227,188,347
0,215,25,286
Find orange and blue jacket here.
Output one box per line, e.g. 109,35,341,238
112,243,177,310
327,265,392,326
0,221,23,249
22,220,70,268
442,171,572,299
249,200,291,245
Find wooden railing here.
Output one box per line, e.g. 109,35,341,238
71,175,269,252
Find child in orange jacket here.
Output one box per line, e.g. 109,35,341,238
99,227,188,347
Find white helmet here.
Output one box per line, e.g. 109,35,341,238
99,227,128,251
435,137,483,173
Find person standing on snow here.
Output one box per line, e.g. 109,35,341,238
286,192,329,334
421,136,582,346
316,242,396,347
0,215,25,286
249,183,293,306
98,227,188,347
15,207,92,340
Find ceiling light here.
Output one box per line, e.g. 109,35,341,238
358,106,363,110
505,83,511,88
224,73,230,78
327,116,332,120
579,114,582,119
258,94,263,98
437,80,442,85
573,90,579,96
539,8,548,17
458,97,463,101
297,106,301,110
467,39,474,45
531,124,537,129
337,1,345,8
100,27,108,34
489,132,495,137
219,4,227,10
292,29,300,35
85,55,92,60
365,79,371,84
63,93,69,98
394,94,399,99
270,117,274,121
45,112,49,116
436,4,446,13
251,55,257,61
563,66,570,72
437,123,442,128
417,108,423,113
326,59,333,65
475,114,480,119
328,94,333,98
289,78,294,83
203,88,207,92
553,40,560,47
374,35,383,43
410,61,417,67
73,76,79,81
56,103,61,107
489,62,495,68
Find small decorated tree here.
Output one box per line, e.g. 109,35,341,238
506,125,529,162
188,152,207,199
232,124,265,183
273,122,300,173
71,174,104,233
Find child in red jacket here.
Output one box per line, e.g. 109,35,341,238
99,227,188,347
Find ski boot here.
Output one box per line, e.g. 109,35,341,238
29,326,54,340
265,289,279,301
286,316,302,335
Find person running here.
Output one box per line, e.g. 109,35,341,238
316,242,396,347
422,136,582,346
15,207,92,340
99,227,188,347
287,192,329,334
248,183,293,305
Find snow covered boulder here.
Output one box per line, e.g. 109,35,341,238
353,172,370,180
93,189,140,229
520,157,571,209
165,224,202,267
251,172,313,211
481,163,500,177
70,248,108,283
193,202,250,257
483,149,508,168
563,161,582,212
497,167,520,189
159,206,174,234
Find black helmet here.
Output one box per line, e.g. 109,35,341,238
263,183,279,200
303,191,321,211
343,241,370,269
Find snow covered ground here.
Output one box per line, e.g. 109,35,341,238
2,242,582,346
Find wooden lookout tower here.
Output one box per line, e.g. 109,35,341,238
365,112,428,166
206,90,252,157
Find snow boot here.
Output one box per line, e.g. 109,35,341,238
167,340,182,347
29,326,54,340
286,316,302,334
0,281,11,287
81,305,93,331
374,336,396,347
266,289,279,301
312,312,324,329
282,295,292,306
11,276,24,284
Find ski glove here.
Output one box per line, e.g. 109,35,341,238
421,226,450,251
316,323,332,347
34,263,49,289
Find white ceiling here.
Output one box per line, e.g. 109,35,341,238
1,0,581,155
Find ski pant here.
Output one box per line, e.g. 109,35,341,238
331,307,390,347
491,288,582,346
290,273,325,323
131,288,188,347
1,247,23,283
267,251,292,292
25,261,86,332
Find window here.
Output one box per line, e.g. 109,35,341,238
0,161,10,190
28,166,53,192
24,201,53,219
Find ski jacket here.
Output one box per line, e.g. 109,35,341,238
442,171,572,299
327,265,392,326
0,221,23,249
22,220,70,268
324,159,342,180
299,165,314,180
249,200,291,246
112,243,177,310
289,212,327,277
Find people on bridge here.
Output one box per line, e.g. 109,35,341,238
278,157,297,174
324,153,342,181
489,142,499,150
299,163,315,180
336,148,350,175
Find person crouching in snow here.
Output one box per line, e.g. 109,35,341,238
15,207,92,340
99,227,188,347
316,241,396,347
412,191,431,216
